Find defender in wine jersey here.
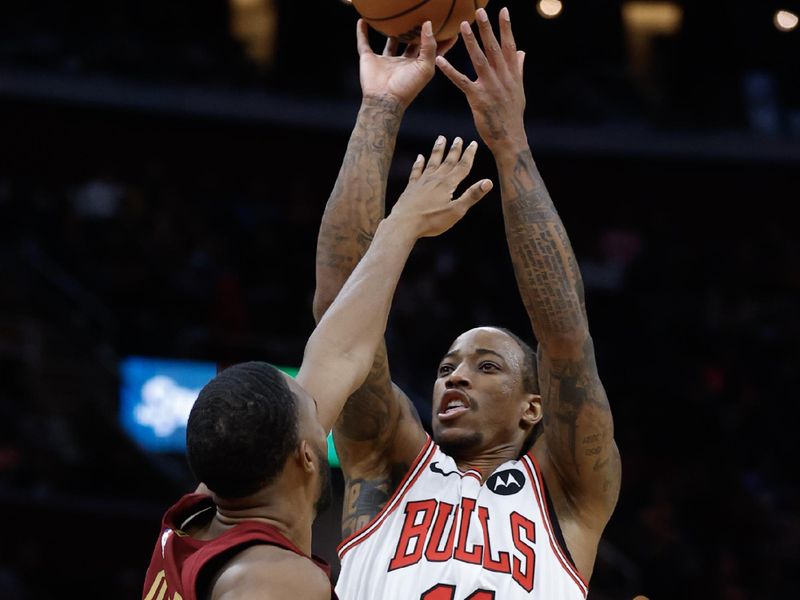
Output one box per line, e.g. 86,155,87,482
144,493,337,600
140,363,340,600
336,439,588,600
315,8,621,600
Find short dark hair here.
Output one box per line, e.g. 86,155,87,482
186,361,299,498
491,327,542,456
492,327,539,395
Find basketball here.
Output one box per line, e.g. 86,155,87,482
349,0,490,43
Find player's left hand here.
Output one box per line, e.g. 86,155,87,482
435,6,527,154
357,19,456,109
388,136,492,238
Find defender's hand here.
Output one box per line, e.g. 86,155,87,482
388,136,493,238
435,7,527,154
357,19,456,109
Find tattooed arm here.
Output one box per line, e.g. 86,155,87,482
313,20,455,537
304,137,491,435
436,7,620,580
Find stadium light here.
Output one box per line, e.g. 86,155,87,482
774,9,799,32
622,1,683,35
537,0,563,19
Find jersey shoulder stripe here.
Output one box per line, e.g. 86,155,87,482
522,454,589,596
337,436,436,559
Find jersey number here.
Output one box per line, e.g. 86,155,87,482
421,584,495,600
144,570,183,600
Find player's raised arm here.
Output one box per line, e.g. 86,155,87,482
436,6,620,579
315,18,455,316
301,137,492,436
314,19,434,317
312,19,454,537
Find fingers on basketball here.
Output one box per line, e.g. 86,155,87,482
350,0,488,44
356,19,372,56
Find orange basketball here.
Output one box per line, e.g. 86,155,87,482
349,0,490,43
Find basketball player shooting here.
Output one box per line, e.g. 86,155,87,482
314,8,620,600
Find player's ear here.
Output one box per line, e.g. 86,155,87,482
521,393,542,427
297,439,317,475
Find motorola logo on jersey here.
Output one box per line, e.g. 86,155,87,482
487,469,525,495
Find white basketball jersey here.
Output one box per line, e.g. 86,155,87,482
335,437,588,600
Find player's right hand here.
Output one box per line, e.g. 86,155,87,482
357,19,455,109
435,7,527,154
387,136,493,238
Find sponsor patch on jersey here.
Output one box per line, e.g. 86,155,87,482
487,469,525,495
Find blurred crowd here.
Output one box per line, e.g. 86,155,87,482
1,1,799,135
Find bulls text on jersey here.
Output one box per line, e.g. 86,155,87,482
388,497,536,592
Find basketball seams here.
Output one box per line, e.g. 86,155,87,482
356,0,433,22
434,0,459,38
355,0,484,42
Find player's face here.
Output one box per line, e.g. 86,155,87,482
431,328,533,458
284,374,333,514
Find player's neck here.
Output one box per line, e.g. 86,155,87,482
453,443,522,482
212,487,315,554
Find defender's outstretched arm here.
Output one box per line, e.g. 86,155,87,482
303,137,491,434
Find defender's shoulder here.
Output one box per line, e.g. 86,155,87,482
210,545,330,600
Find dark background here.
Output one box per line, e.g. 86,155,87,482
1,1,799,598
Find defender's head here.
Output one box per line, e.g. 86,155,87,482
432,327,543,459
186,361,331,513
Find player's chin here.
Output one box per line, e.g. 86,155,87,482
432,425,483,457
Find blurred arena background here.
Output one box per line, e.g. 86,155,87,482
0,1,798,598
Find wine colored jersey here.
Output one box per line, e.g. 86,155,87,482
335,437,588,600
143,493,337,600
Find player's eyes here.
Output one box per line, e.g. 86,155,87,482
438,364,454,376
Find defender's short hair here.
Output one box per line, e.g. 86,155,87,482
186,361,299,498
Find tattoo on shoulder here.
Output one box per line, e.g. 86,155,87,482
336,345,394,441
338,385,391,441
542,338,612,476
341,477,391,538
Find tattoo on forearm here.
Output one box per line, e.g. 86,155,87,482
342,477,391,538
316,96,403,280
502,150,588,339
502,150,619,498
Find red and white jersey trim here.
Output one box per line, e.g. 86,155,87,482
522,454,589,596
338,436,436,559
